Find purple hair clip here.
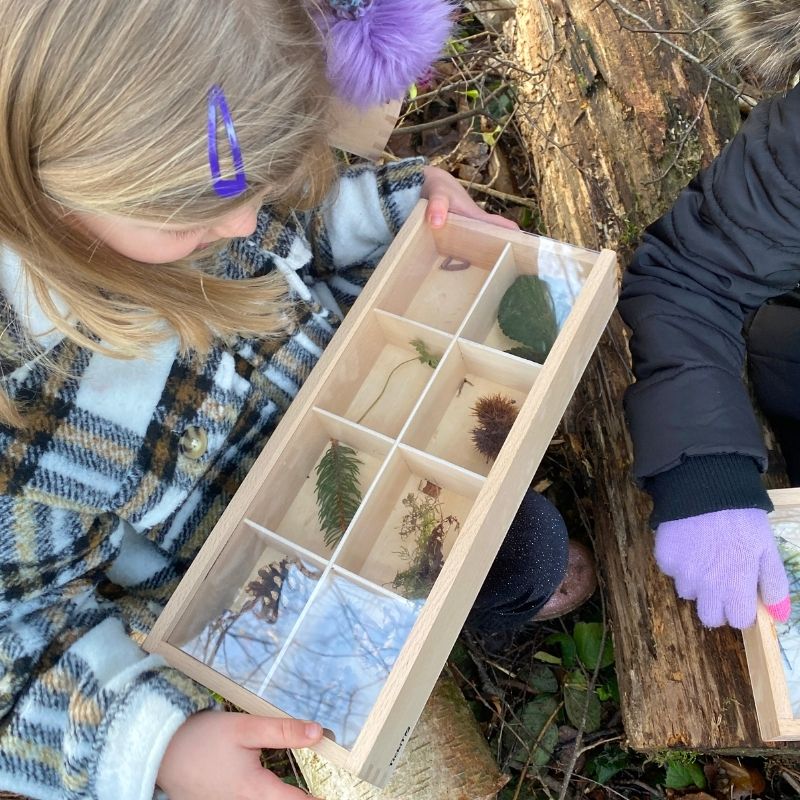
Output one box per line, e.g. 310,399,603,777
207,85,247,199
328,0,373,19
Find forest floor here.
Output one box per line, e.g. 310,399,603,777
264,5,800,799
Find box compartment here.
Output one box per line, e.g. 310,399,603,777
259,568,422,749
374,221,505,333
173,524,327,694
335,448,482,597
315,312,450,437
401,340,539,476
459,237,596,360
243,409,391,558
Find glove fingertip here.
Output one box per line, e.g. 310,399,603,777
766,596,792,624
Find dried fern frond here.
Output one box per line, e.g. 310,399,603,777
315,439,363,548
470,393,518,462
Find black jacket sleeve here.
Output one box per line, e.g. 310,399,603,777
619,85,800,523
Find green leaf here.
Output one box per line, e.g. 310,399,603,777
665,759,707,790
481,124,502,147
411,338,440,369
588,747,630,785
525,664,558,693
502,695,559,770
597,675,620,704
407,83,418,101
574,622,614,670
563,669,601,732
544,632,577,669
498,276,558,361
314,440,363,548
533,650,561,666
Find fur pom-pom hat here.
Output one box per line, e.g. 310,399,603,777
315,0,456,108
710,0,800,88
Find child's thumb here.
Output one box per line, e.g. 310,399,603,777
426,195,449,229
759,541,790,609
237,716,323,750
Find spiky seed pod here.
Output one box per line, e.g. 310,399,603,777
470,393,518,462
709,0,800,89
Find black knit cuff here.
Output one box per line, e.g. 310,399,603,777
645,454,773,526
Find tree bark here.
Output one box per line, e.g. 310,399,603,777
294,673,508,799
514,0,799,754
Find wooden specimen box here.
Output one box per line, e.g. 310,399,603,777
743,487,800,741
144,201,618,786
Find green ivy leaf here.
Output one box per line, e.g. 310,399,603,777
544,632,577,669
588,747,630,785
665,759,707,790
502,695,559,770
526,663,558,693
597,675,620,704
533,650,561,666
497,275,558,361
574,622,614,670
563,669,601,732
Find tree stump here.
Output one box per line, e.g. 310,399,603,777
294,673,507,800
514,0,799,754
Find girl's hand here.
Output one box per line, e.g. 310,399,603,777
157,711,322,800
421,165,519,231
655,508,790,628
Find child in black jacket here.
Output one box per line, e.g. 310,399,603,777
620,0,800,630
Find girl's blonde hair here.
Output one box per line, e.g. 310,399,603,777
0,0,337,426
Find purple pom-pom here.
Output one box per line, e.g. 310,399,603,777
320,0,456,108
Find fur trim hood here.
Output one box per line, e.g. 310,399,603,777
710,0,800,88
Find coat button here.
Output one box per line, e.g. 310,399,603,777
179,426,208,459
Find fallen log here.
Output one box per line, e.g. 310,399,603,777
514,0,799,755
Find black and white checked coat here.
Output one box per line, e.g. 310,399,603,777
0,160,424,800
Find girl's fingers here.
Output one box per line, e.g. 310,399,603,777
236,715,323,750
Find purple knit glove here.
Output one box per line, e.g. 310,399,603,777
655,508,791,629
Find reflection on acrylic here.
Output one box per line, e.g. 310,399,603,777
260,572,423,749
772,520,800,715
181,558,322,695
535,239,591,327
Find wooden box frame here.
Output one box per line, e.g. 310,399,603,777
743,487,800,741
145,201,618,786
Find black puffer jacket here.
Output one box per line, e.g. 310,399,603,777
620,84,800,524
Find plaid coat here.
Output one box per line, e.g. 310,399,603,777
0,159,424,800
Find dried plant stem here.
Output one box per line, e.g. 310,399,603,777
355,356,417,424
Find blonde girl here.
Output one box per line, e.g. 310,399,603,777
0,2,530,799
